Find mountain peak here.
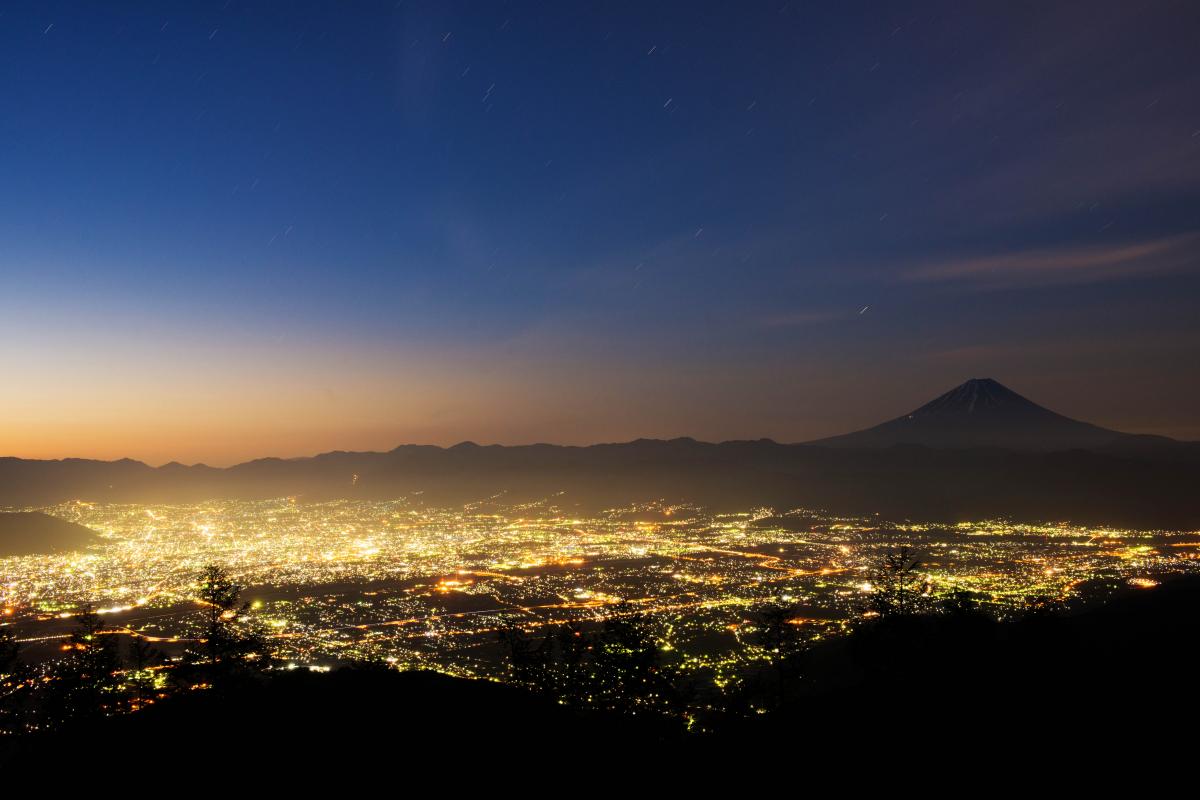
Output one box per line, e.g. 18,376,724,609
812,378,1130,451
911,378,1029,417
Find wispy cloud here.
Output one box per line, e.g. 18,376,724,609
903,234,1198,289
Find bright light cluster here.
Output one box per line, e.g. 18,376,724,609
2,498,1197,683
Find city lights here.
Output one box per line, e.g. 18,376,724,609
3,498,1196,689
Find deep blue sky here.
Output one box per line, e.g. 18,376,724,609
2,1,1199,464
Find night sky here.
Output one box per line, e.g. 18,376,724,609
2,1,1198,465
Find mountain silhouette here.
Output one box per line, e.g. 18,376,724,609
809,378,1156,451
1,379,1197,527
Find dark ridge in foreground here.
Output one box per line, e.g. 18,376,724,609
2,668,676,771
741,574,1200,742
7,577,1197,772
0,512,99,558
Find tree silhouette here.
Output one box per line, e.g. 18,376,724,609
755,603,803,658
497,617,586,698
941,587,982,617
589,606,676,713
548,614,590,698
1022,594,1063,618
43,605,122,725
0,626,17,676
0,626,21,734
868,547,923,616
199,565,246,645
179,565,271,687
498,607,685,717
753,603,803,708
497,623,549,692
125,636,164,708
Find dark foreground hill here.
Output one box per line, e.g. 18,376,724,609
737,575,1200,747
7,577,1197,775
0,511,99,558
2,667,678,773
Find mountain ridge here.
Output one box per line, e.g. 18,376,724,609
2,380,1197,527
5,380,1185,470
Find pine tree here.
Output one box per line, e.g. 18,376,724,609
869,548,923,616
179,565,271,688
43,605,122,726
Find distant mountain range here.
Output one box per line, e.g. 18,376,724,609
2,379,1197,528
